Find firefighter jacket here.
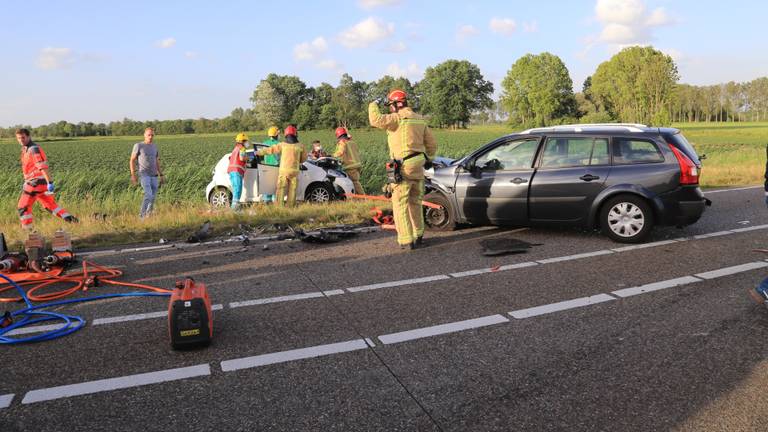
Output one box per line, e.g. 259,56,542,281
257,142,307,175
368,102,437,179
333,138,362,171
227,143,247,175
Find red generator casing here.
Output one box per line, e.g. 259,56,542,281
168,278,213,349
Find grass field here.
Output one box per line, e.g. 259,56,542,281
0,122,764,247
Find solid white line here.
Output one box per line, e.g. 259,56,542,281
732,224,768,233
694,262,768,280
346,275,451,293
611,276,703,298
704,185,762,194
0,394,13,408
611,239,681,252
378,315,509,345
229,291,343,308
509,294,616,319
21,364,211,404
536,250,613,264
693,230,734,239
220,339,369,372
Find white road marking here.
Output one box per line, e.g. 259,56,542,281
611,276,703,298
229,291,343,308
378,315,509,345
693,230,734,239
21,364,211,404
6,323,69,336
0,394,13,408
694,262,768,280
536,250,613,264
449,262,538,278
346,275,451,293
220,339,369,372
732,224,768,233
704,185,762,194
364,338,376,347
611,239,681,252
509,294,616,319
91,304,223,326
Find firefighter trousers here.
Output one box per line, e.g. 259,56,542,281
276,172,298,207
391,178,424,246
346,168,365,195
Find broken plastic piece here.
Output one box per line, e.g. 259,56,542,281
479,237,542,256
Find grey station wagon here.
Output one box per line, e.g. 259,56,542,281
424,124,710,243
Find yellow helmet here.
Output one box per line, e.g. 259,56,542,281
235,132,249,143
267,126,279,137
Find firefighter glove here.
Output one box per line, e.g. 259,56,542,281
47,182,55,192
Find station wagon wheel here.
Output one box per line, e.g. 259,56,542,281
600,194,654,243
424,192,456,231
209,187,232,209
306,183,333,203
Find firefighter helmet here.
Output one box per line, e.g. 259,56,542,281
387,89,407,105
267,126,279,137
335,127,348,139
284,125,298,136
235,133,249,143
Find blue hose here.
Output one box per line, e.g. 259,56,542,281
0,273,170,345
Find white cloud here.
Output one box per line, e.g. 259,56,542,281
522,21,539,33
294,37,328,61
316,59,341,70
338,17,395,48
385,62,422,80
593,0,674,45
156,37,176,49
36,47,75,70
646,7,673,27
489,17,517,36
385,41,408,53
456,25,480,43
358,0,401,9
184,51,199,59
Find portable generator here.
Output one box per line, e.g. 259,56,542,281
168,278,213,349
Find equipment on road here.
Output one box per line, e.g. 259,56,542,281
168,277,213,349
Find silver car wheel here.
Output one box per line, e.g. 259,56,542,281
308,186,331,202
210,188,231,208
607,202,645,238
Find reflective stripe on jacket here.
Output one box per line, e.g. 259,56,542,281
227,143,246,175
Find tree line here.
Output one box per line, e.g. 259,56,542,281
3,46,767,139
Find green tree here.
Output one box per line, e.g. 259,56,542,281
332,74,367,128
418,59,493,128
501,52,577,127
251,81,285,127
590,46,679,125
250,74,309,125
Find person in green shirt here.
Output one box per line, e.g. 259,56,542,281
261,126,280,203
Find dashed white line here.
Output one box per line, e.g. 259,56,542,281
91,304,223,326
378,315,509,345
346,275,451,293
21,364,211,404
704,185,762,194
732,224,768,233
449,262,538,278
536,250,613,264
693,230,734,239
611,239,681,252
611,276,703,298
229,291,343,308
0,394,14,408
694,262,768,280
220,339,369,372
7,323,69,336
509,294,616,319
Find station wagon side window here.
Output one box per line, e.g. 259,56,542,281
539,137,609,168
611,138,665,165
474,138,540,171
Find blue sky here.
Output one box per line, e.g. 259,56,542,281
2,0,766,127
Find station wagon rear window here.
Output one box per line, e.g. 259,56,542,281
611,139,664,164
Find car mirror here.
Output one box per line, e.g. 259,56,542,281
299,164,308,171
482,158,501,171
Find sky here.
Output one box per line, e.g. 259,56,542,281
2,0,767,127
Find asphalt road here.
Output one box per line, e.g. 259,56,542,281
2,186,768,431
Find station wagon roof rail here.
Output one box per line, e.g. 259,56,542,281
519,123,649,134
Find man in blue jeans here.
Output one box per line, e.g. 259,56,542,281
130,127,164,218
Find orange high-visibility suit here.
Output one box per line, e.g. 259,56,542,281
18,142,74,228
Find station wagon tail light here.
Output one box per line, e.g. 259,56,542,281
668,144,699,185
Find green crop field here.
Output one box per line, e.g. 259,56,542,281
0,122,764,246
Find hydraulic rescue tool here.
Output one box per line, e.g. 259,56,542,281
168,277,213,349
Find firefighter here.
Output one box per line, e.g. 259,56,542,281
260,126,281,203
227,133,249,210
15,128,78,230
255,125,307,207
368,90,437,250
333,127,364,194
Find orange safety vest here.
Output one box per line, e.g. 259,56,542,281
227,143,246,175
21,143,49,181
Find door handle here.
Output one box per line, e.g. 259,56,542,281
510,177,528,184
579,174,600,182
